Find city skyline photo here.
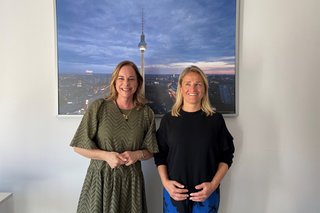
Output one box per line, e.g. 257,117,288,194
56,0,238,115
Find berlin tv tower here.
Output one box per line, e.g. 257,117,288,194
138,8,147,95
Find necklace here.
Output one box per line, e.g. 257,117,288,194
121,109,132,121
115,101,133,121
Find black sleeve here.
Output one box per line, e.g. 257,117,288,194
154,114,170,166
218,113,235,168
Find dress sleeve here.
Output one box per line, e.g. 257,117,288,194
141,106,159,153
154,114,169,166
218,113,235,168
69,99,104,149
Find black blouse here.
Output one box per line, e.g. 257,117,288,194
154,110,235,193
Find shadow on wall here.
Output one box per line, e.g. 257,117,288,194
220,110,280,213
142,159,163,213
219,117,243,213
0,193,14,213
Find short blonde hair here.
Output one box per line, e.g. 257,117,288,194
171,65,215,117
106,60,146,107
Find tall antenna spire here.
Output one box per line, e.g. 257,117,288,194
138,8,147,51
141,8,144,34
138,8,147,95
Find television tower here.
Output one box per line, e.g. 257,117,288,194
138,8,147,94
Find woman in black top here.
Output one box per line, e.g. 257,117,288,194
154,65,235,213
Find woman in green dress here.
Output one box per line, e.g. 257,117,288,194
70,60,159,213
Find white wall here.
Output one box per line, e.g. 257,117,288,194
0,0,319,212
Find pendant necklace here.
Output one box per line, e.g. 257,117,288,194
115,101,133,121
121,109,132,121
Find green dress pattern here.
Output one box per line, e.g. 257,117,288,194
70,99,159,213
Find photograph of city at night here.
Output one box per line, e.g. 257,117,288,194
56,0,237,116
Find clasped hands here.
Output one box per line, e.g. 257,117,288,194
164,180,217,202
105,151,141,169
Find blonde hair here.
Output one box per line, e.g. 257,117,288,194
106,60,146,107
171,65,215,117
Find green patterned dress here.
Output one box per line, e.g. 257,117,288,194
70,99,159,213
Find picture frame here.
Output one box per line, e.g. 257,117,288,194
55,0,239,116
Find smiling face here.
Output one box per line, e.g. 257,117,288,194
115,65,138,101
180,71,205,110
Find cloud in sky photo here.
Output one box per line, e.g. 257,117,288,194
56,0,237,75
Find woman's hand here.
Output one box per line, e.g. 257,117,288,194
163,180,189,201
189,182,217,202
119,151,141,166
103,151,127,169
157,165,188,201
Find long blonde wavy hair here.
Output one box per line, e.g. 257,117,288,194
106,60,146,107
171,65,215,117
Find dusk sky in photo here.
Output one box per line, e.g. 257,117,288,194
56,0,237,74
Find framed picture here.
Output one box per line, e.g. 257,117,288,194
55,0,239,116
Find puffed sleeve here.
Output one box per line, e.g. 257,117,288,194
154,114,169,166
218,113,235,168
141,105,159,153
69,99,104,149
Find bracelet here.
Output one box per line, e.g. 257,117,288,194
140,150,145,160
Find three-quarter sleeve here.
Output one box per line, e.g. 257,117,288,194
218,113,235,168
154,115,169,166
70,99,104,149
141,106,159,153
